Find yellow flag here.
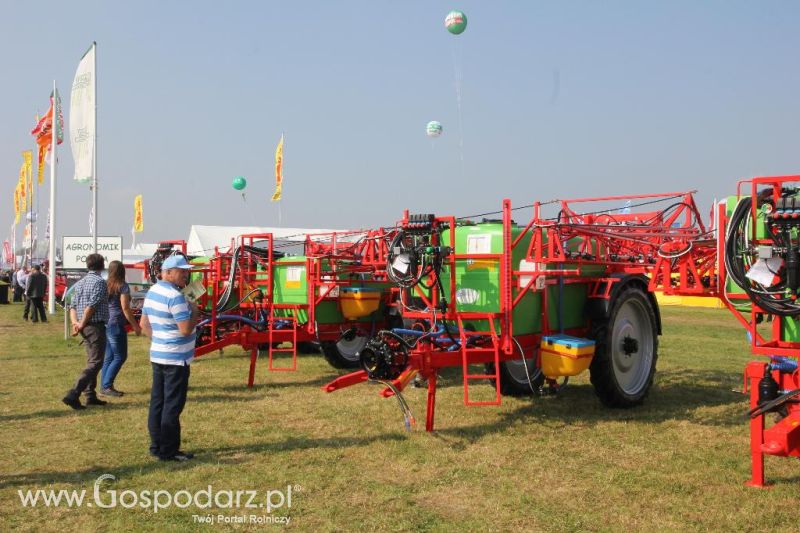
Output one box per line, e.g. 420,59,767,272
133,195,144,232
37,146,46,185
22,150,35,187
18,162,26,207
13,183,21,224
271,134,284,202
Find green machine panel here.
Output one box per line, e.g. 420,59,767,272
271,256,389,325
440,223,590,335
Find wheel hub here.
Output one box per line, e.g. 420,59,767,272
622,335,639,355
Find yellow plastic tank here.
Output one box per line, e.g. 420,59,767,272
540,334,595,378
339,287,382,320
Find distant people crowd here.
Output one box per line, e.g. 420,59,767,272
4,264,49,322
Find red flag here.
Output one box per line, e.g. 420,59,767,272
31,91,64,149
31,106,53,147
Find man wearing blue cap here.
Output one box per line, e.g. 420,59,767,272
140,255,199,462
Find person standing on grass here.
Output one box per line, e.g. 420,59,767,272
11,269,22,302
15,266,28,309
24,265,47,323
139,255,199,462
100,261,142,397
62,253,109,410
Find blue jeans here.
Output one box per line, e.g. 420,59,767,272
101,324,128,390
148,362,191,458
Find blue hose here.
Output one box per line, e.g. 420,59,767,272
769,356,799,373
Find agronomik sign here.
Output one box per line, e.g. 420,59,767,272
62,236,123,269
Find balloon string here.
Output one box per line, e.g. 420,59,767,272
241,193,258,226
451,40,465,180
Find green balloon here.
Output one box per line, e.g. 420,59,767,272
445,10,467,35
232,176,247,191
426,121,443,137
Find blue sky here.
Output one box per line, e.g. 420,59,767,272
2,1,800,246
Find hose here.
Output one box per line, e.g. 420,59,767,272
748,388,800,418
725,194,800,316
372,379,416,431
215,245,285,312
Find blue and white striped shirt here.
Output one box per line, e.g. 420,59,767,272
142,280,195,365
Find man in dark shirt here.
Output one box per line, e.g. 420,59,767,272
25,265,48,323
63,254,110,410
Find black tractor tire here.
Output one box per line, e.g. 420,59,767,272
321,335,368,369
296,342,319,354
589,285,659,407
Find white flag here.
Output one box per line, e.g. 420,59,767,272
70,43,95,184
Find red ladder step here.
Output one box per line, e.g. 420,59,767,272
458,315,501,406
268,308,298,371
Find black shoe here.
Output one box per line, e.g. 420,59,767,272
159,451,194,462
99,388,123,398
85,397,107,406
62,396,85,410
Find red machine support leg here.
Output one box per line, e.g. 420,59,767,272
745,362,766,488
247,347,258,388
322,370,369,392
426,373,438,432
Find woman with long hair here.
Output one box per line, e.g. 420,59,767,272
100,260,141,397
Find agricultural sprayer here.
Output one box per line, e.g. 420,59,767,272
324,191,718,430
190,229,401,385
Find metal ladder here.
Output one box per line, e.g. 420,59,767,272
458,315,501,406
268,308,298,371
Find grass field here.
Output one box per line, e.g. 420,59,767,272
1,301,800,531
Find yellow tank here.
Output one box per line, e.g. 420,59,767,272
540,334,595,378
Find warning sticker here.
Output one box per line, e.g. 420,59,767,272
285,266,305,288
466,234,491,254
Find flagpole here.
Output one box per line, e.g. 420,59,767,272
92,41,98,253
48,80,57,314
27,155,33,267
278,132,284,226
11,223,16,270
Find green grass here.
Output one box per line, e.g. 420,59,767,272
1,302,800,531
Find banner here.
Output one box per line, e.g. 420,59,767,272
13,183,21,224
31,91,64,184
37,145,46,184
55,88,64,145
133,195,143,232
22,225,32,250
31,106,52,147
70,43,95,184
18,162,27,207
31,91,62,149
2,240,11,265
271,134,284,202
22,150,33,199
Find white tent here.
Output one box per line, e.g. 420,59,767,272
186,225,355,257
122,243,160,265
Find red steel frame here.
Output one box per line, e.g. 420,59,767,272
192,229,397,387
324,191,718,431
